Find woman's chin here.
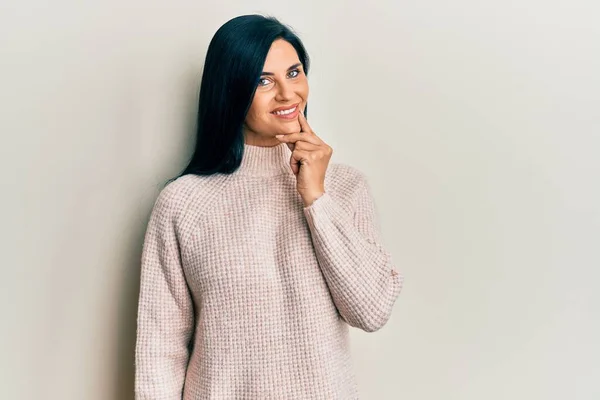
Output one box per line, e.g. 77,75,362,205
275,123,301,135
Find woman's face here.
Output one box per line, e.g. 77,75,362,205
243,39,309,145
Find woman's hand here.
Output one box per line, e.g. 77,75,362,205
275,112,332,207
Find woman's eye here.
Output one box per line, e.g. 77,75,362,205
258,70,300,87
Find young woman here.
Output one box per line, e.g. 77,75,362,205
134,14,404,399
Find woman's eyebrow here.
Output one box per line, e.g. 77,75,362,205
261,63,302,76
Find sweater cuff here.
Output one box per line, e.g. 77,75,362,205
302,191,352,228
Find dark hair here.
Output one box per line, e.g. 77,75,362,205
165,14,310,185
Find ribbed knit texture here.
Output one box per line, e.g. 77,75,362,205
134,142,404,399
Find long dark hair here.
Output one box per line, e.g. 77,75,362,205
165,14,310,185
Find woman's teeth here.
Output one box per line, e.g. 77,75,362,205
273,106,296,115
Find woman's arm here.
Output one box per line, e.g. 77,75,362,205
303,171,404,332
134,190,195,399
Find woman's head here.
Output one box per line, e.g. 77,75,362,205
244,38,309,145
170,14,310,180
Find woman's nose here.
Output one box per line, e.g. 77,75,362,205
275,80,294,101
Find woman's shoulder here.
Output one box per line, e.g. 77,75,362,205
326,162,369,192
152,173,228,220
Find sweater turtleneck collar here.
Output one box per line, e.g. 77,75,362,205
233,142,294,177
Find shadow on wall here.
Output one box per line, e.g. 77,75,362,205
113,221,145,400
112,66,200,399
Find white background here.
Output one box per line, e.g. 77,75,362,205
1,0,598,399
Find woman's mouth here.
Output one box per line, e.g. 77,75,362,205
271,103,300,120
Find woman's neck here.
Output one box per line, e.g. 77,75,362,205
233,141,293,177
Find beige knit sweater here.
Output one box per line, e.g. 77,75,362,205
134,142,404,399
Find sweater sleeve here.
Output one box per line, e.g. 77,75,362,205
302,172,404,332
134,191,195,400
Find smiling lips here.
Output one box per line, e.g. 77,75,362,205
271,103,300,120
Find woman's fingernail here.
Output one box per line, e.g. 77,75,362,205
275,135,283,138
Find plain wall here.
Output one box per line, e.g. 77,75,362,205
1,0,598,399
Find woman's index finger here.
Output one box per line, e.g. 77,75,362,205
298,110,311,133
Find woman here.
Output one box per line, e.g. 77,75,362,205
134,14,404,399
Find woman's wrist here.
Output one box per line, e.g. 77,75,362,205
302,190,326,207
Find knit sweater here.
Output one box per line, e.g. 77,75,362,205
134,141,404,399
